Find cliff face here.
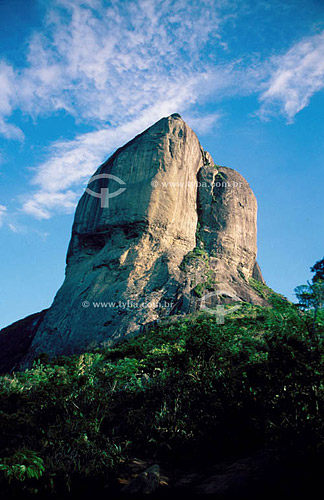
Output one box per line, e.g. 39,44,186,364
0,310,48,374
18,113,266,365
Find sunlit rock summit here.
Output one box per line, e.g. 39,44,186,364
1,114,267,370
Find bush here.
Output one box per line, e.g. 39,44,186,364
1,299,324,496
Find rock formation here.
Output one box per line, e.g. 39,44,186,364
0,113,267,370
0,310,48,373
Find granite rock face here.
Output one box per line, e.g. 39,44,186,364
0,310,48,374
20,113,266,365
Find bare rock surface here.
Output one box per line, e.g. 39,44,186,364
121,464,160,495
0,310,48,373
15,113,267,365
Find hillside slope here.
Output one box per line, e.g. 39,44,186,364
1,288,324,498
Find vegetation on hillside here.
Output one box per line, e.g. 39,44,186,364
1,280,324,497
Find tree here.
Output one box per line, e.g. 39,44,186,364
295,283,315,310
295,280,324,334
311,257,324,283
294,258,324,334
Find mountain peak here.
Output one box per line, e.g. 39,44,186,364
2,115,266,369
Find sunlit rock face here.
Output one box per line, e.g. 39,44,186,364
21,113,266,365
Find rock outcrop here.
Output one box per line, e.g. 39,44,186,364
4,113,267,368
0,310,48,374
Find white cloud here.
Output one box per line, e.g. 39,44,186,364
183,112,223,134
0,62,24,141
7,223,21,233
3,0,324,222
7,221,49,240
22,85,210,219
0,205,7,227
14,0,226,125
259,31,324,121
22,190,79,219
15,0,234,219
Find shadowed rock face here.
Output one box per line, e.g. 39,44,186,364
0,310,48,374
17,113,266,366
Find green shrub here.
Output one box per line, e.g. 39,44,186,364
1,298,324,496
0,450,44,482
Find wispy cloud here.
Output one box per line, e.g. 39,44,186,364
0,205,7,227
15,0,226,125
22,92,209,219
2,0,324,221
183,112,223,134
7,221,49,240
259,31,324,122
0,62,24,141
13,0,234,219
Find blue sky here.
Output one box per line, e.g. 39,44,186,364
0,0,324,328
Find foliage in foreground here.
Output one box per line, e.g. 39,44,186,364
1,294,324,497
